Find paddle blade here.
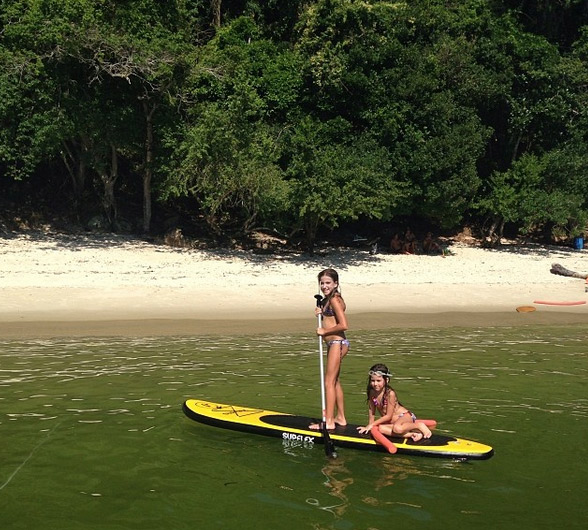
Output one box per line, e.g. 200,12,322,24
322,425,337,458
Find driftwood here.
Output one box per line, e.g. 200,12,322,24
550,263,588,280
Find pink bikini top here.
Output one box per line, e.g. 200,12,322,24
372,393,389,410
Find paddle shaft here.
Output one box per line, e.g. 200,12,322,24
317,311,327,424
315,294,336,458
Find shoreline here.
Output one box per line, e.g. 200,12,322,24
1,232,586,338
0,310,586,339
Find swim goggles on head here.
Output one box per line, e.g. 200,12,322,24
369,370,392,378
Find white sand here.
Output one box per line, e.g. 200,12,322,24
0,232,586,336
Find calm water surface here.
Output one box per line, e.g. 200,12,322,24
1,325,586,529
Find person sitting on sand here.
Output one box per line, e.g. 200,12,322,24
403,228,417,254
357,363,432,449
389,233,403,253
422,231,442,255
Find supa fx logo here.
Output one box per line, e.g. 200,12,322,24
282,431,315,444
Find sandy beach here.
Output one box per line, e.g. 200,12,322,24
0,231,586,337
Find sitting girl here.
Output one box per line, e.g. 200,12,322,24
357,363,432,453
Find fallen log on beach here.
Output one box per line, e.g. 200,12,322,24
550,263,588,279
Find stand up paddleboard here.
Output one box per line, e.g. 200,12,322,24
183,399,494,460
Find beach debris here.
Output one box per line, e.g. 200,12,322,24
550,263,588,279
516,306,536,313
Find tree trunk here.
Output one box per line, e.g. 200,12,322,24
142,100,156,234
211,0,221,28
100,144,118,230
61,138,89,205
483,216,503,248
304,215,319,256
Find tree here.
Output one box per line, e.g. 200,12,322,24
1,0,586,247
162,17,292,235
474,17,588,241
0,2,75,184
60,1,191,232
0,0,193,231
293,0,492,229
283,116,406,253
495,0,588,49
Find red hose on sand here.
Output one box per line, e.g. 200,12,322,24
533,300,586,306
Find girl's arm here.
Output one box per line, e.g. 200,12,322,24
357,403,376,434
367,405,375,425
367,390,395,428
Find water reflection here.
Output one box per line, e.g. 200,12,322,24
307,457,355,517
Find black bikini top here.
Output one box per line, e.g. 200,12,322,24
322,302,335,317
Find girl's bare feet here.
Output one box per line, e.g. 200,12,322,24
309,422,335,431
407,431,423,442
418,423,432,439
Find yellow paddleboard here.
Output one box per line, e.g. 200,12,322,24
183,399,494,460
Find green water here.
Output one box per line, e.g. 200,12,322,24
1,325,586,529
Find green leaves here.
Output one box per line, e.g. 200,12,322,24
284,116,406,241
170,107,289,232
1,0,587,246
476,150,588,239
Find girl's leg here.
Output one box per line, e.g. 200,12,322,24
323,342,346,429
323,347,339,429
392,419,432,440
334,379,346,426
375,424,394,436
414,421,432,439
309,342,348,430
333,344,349,426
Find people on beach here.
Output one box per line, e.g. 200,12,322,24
403,228,417,254
310,268,349,431
389,233,403,253
422,231,443,255
357,363,432,451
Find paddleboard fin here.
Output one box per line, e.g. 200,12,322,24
321,422,337,458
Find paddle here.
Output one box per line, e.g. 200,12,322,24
314,294,337,458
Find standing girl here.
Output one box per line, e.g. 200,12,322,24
310,268,349,431
357,363,432,452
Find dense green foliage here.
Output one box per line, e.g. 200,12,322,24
1,0,587,247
